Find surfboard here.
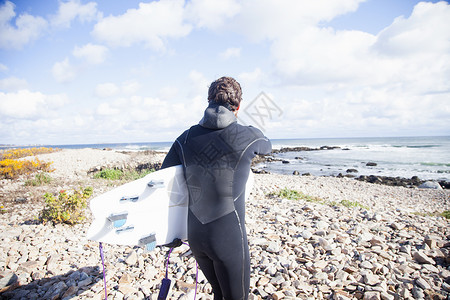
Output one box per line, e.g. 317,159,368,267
87,165,254,251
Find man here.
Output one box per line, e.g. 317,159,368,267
162,76,272,299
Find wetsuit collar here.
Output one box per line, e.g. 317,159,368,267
199,102,237,129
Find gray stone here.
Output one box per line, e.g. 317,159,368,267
418,181,442,189
363,291,381,300
413,251,435,265
0,272,18,290
125,250,138,266
415,277,431,290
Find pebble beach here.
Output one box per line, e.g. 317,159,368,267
0,149,449,300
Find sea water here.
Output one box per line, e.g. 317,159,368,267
265,136,450,182
4,136,449,182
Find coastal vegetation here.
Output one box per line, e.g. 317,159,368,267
94,167,155,181
274,188,369,210
39,187,93,225
0,147,57,179
24,173,52,186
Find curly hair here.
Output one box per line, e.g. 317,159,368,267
208,77,242,111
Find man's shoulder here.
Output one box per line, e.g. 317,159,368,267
233,123,265,137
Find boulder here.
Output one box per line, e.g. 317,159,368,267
418,181,442,190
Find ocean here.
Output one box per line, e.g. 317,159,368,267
2,136,449,182
266,136,450,182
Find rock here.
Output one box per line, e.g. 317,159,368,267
412,286,425,299
424,235,438,249
363,291,381,300
119,273,132,285
118,283,138,295
366,162,377,167
413,251,436,265
390,222,405,230
415,277,431,290
364,273,380,286
272,291,285,300
302,230,313,239
61,285,78,299
333,289,353,300
0,272,18,292
125,250,138,266
266,241,280,253
418,181,442,189
44,281,68,300
346,169,358,173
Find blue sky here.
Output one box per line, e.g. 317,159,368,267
0,0,449,145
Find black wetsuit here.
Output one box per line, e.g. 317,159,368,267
161,103,272,300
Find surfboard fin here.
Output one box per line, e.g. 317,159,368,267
107,212,128,228
115,225,134,234
147,180,165,188
139,234,157,252
120,196,139,202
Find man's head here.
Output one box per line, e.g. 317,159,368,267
208,77,242,112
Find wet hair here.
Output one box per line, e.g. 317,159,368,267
208,76,242,111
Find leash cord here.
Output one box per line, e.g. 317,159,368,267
99,242,108,300
166,242,198,299
100,241,198,300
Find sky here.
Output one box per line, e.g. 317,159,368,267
0,0,449,146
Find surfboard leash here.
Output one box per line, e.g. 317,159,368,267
99,242,108,300
159,242,198,300
98,241,198,300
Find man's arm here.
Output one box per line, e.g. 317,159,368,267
161,142,182,169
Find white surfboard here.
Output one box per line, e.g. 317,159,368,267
87,165,254,251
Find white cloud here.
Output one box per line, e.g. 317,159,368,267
96,102,120,116
238,68,264,83
271,26,376,84
219,47,241,59
158,86,178,100
95,81,141,98
0,90,68,119
374,2,450,57
188,70,209,97
51,0,100,28
0,76,28,91
121,80,141,95
233,0,364,41
185,0,240,29
231,0,450,103
0,63,8,72
52,58,76,83
0,1,48,49
73,43,109,64
92,0,191,50
95,82,120,98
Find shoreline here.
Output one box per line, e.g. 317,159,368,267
252,145,450,189
1,148,449,299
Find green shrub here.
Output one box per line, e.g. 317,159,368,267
94,168,155,181
94,168,123,180
340,199,369,210
441,211,450,219
273,188,369,210
39,187,93,225
25,173,52,186
275,188,323,203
